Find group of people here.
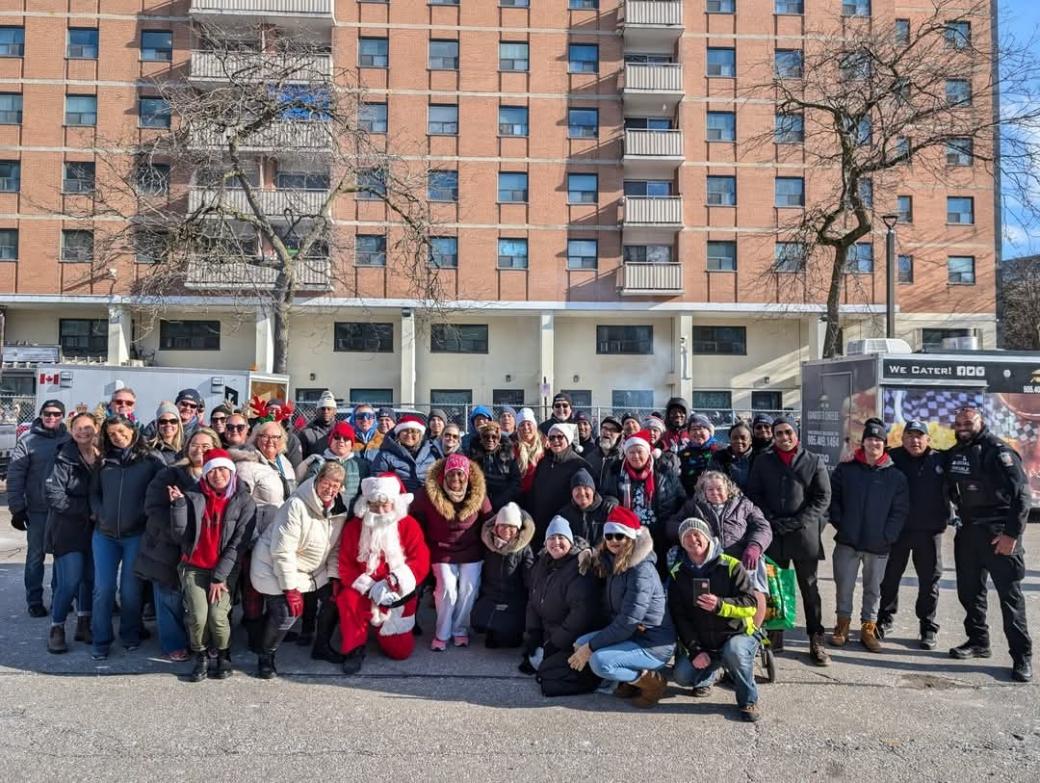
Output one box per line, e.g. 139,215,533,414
6,388,1033,722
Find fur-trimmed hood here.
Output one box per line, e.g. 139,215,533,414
424,457,487,522
480,510,535,554
597,526,654,574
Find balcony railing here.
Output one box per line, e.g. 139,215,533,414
188,121,330,151
184,258,330,290
190,0,333,16
188,187,329,215
622,195,683,226
623,62,683,93
619,262,683,296
624,0,683,27
189,51,332,82
624,128,683,158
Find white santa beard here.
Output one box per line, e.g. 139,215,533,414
358,511,406,575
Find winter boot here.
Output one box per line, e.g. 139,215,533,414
214,649,233,680
614,682,639,699
311,600,345,663
74,614,92,644
188,651,208,683
809,633,831,666
48,624,68,654
257,653,277,680
631,669,667,709
830,616,851,647
860,622,882,653
341,646,366,675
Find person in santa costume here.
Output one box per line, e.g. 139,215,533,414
336,474,431,673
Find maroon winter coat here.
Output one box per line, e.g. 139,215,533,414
412,458,493,564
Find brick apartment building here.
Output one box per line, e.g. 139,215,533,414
0,0,997,415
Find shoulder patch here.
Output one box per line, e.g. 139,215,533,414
1000,451,1014,467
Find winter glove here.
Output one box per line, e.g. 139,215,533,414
742,544,762,571
577,548,595,576
350,573,375,595
329,578,342,598
10,509,27,532
284,588,304,617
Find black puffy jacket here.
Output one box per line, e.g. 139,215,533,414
468,443,522,511
555,492,618,546
171,485,257,584
90,447,165,539
135,464,201,588
43,440,96,557
8,418,69,516
471,514,535,637
525,447,591,544
829,453,909,555
525,540,602,657
889,446,950,535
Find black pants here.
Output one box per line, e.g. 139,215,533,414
878,530,943,633
775,557,824,637
954,524,1032,661
260,586,330,654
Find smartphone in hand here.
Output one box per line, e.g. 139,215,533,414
693,579,711,599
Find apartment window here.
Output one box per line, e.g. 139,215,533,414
355,234,386,267
141,30,172,61
896,195,913,224
707,240,736,272
597,325,653,355
707,0,735,11
858,179,874,208
498,172,528,203
0,27,24,57
610,390,651,411
428,104,458,135
947,196,975,225
775,242,805,272
947,256,976,284
706,111,736,142
0,94,21,125
428,170,459,202
359,37,389,68
897,254,914,284
568,108,598,138
775,177,804,207
429,39,459,70
945,21,971,49
894,135,911,162
497,238,529,269
359,102,387,134
842,0,871,16
500,0,530,6
59,319,107,358
357,168,386,199
429,236,458,268
895,19,910,46
626,117,673,130
624,53,674,65
61,229,93,261
775,49,803,79
946,79,972,106
493,389,525,407
624,179,672,197
775,113,804,143
569,0,598,8
499,105,528,137
624,244,672,264
131,228,166,263
65,95,97,126
775,0,803,12
567,238,597,270
499,42,529,72
67,28,98,59
694,391,731,413
840,50,872,80
431,324,488,353
430,0,459,4
947,137,973,166
845,243,874,274
568,173,598,204
160,320,220,351
63,162,95,194
0,160,20,192
568,44,598,74
693,326,747,355
852,116,872,146
334,322,394,352
0,228,17,260
351,388,394,405
922,328,970,350
139,97,170,128
752,391,782,411
707,47,736,78
707,175,736,206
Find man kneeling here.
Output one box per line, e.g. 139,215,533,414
336,474,431,673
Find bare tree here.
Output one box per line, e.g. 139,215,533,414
75,22,441,373
1000,256,1040,349
746,0,1040,357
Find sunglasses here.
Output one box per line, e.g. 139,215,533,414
547,434,566,442
483,433,501,440
178,401,199,410
42,411,63,418
443,433,459,440
553,403,570,409
211,415,228,423
227,424,247,432
158,418,178,426
112,399,134,407
355,413,375,420
604,533,629,542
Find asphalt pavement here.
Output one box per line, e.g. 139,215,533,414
0,506,1037,782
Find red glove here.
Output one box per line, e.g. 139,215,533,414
284,588,304,617
742,544,762,572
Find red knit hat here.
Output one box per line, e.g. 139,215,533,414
329,420,356,444
604,505,641,539
394,413,426,435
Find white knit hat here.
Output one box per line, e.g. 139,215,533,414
516,407,537,426
317,390,336,409
495,502,523,529
548,422,577,447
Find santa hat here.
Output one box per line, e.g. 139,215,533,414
604,506,641,539
355,472,414,518
516,407,537,426
394,414,426,436
329,420,356,444
623,429,654,454
547,422,577,447
202,448,236,476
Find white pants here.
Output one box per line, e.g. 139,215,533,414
432,562,482,641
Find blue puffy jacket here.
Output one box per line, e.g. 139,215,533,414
370,435,438,494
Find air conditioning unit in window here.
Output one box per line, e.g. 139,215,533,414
846,338,912,355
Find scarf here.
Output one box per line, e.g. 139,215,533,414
620,456,655,510
444,484,468,504
853,447,891,468
199,474,236,527
776,446,797,467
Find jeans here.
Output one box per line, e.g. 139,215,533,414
91,531,144,653
179,565,233,652
878,530,943,634
153,581,189,654
432,562,482,641
25,510,48,608
673,634,760,708
51,551,93,624
575,631,671,684
833,543,889,623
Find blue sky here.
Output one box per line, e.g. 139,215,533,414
1001,0,1040,259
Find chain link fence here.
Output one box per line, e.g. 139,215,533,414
0,395,39,478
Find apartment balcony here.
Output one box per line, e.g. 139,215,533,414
623,129,683,176
188,121,330,152
188,187,329,216
622,63,684,114
618,262,684,296
190,0,334,27
183,258,331,290
189,50,332,83
621,1,684,49
621,195,682,245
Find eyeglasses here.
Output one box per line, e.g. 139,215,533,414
211,415,228,424
547,434,566,442
553,403,570,410
257,434,283,442
604,533,629,542
158,419,178,426
112,399,134,407
442,433,459,440
226,424,247,432
355,413,375,420
483,434,501,440
178,401,199,410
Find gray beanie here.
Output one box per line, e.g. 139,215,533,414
156,400,179,420
317,390,336,409
678,517,714,543
546,515,574,544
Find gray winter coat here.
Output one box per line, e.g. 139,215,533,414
665,494,773,557
7,418,69,515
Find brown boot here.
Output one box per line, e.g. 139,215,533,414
861,622,882,653
614,682,639,699
809,633,831,666
74,614,92,644
631,669,667,709
48,624,68,654
831,616,851,647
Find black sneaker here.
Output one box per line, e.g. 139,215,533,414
920,630,937,650
692,685,713,697
876,619,892,640
341,647,366,676
1012,659,1033,683
949,641,991,659
257,653,277,680
27,604,48,618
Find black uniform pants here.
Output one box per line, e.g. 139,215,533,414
954,524,1032,661
878,530,943,633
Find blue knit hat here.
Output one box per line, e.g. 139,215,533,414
546,516,574,544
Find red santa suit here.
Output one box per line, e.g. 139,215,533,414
336,475,431,660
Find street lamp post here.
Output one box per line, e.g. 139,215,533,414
882,213,899,339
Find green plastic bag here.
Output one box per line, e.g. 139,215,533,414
762,556,797,631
